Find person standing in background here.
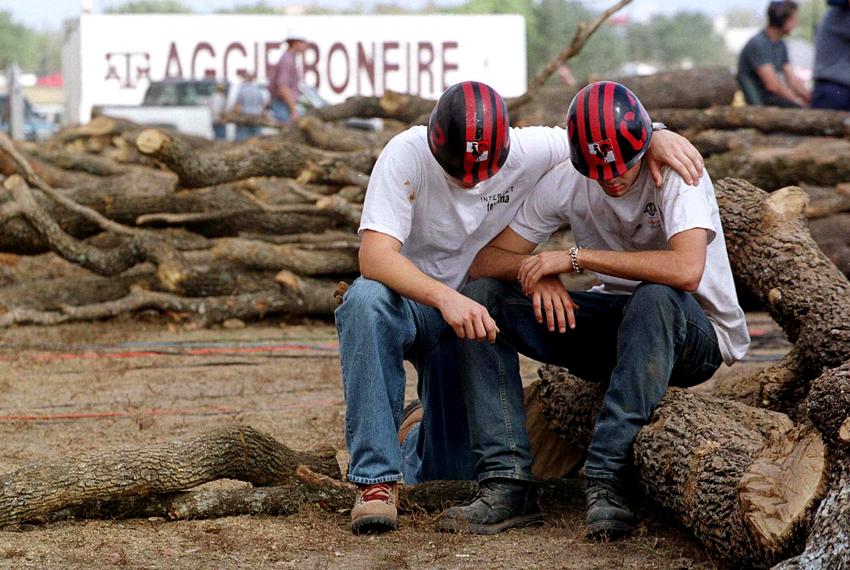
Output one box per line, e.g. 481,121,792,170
269,32,309,123
208,82,228,140
737,1,811,107
232,71,268,142
811,0,850,111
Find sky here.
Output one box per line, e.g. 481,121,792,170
0,0,775,30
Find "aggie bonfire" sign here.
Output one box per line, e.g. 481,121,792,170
63,14,527,124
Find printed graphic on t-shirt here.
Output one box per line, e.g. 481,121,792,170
481,186,515,212
644,201,661,228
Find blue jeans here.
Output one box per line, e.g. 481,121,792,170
812,79,850,111
335,277,476,485
235,124,260,142
459,279,723,481
212,123,227,140
270,99,293,123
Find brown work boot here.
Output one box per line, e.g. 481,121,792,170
398,400,423,446
350,482,398,534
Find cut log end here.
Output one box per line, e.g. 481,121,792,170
739,426,827,553
766,186,809,223
379,91,407,115
136,129,169,155
275,270,301,291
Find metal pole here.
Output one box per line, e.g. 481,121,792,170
7,63,24,141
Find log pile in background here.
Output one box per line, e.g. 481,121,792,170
0,115,378,326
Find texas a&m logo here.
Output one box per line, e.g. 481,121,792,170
588,139,615,164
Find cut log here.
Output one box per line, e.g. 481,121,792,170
0,271,338,327
211,238,358,275
714,179,850,413
136,128,376,188
309,91,435,124
773,362,850,569
691,129,806,157
536,366,827,569
2,176,189,286
0,270,149,314
653,106,850,138
297,116,400,152
0,148,101,189
512,68,738,126
25,144,131,177
0,426,340,528
56,115,146,144
0,416,588,527
707,138,850,190
0,171,352,255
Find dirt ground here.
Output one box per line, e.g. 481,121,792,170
0,311,787,570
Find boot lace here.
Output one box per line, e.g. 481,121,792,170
360,483,393,503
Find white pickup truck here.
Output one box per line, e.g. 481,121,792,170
93,79,219,139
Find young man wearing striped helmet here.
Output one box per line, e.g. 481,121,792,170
336,80,705,535
440,81,749,538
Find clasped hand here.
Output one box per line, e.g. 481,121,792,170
518,251,573,295
518,272,579,333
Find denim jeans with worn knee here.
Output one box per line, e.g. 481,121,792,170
335,277,476,485
459,278,724,482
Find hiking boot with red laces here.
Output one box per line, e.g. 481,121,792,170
351,482,398,534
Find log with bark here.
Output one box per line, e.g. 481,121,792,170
653,106,850,139
309,91,436,124
0,422,591,528
536,366,827,569
0,426,340,527
135,128,376,188
707,138,850,191
713,178,850,414
511,67,739,127
778,362,850,569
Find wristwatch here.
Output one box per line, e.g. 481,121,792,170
651,121,668,132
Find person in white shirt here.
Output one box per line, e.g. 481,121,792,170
436,81,749,538
336,80,706,535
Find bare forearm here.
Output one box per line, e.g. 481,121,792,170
767,80,805,104
469,246,529,282
278,86,298,111
578,248,702,291
789,77,810,100
360,249,456,309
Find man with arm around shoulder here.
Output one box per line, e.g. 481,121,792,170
438,81,750,539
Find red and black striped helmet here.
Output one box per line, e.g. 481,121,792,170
567,81,652,180
427,81,510,186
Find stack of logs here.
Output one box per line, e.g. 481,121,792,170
1,68,850,569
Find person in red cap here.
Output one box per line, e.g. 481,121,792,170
335,80,706,535
441,81,749,538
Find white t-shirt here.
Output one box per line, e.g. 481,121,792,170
510,162,750,365
359,125,570,291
